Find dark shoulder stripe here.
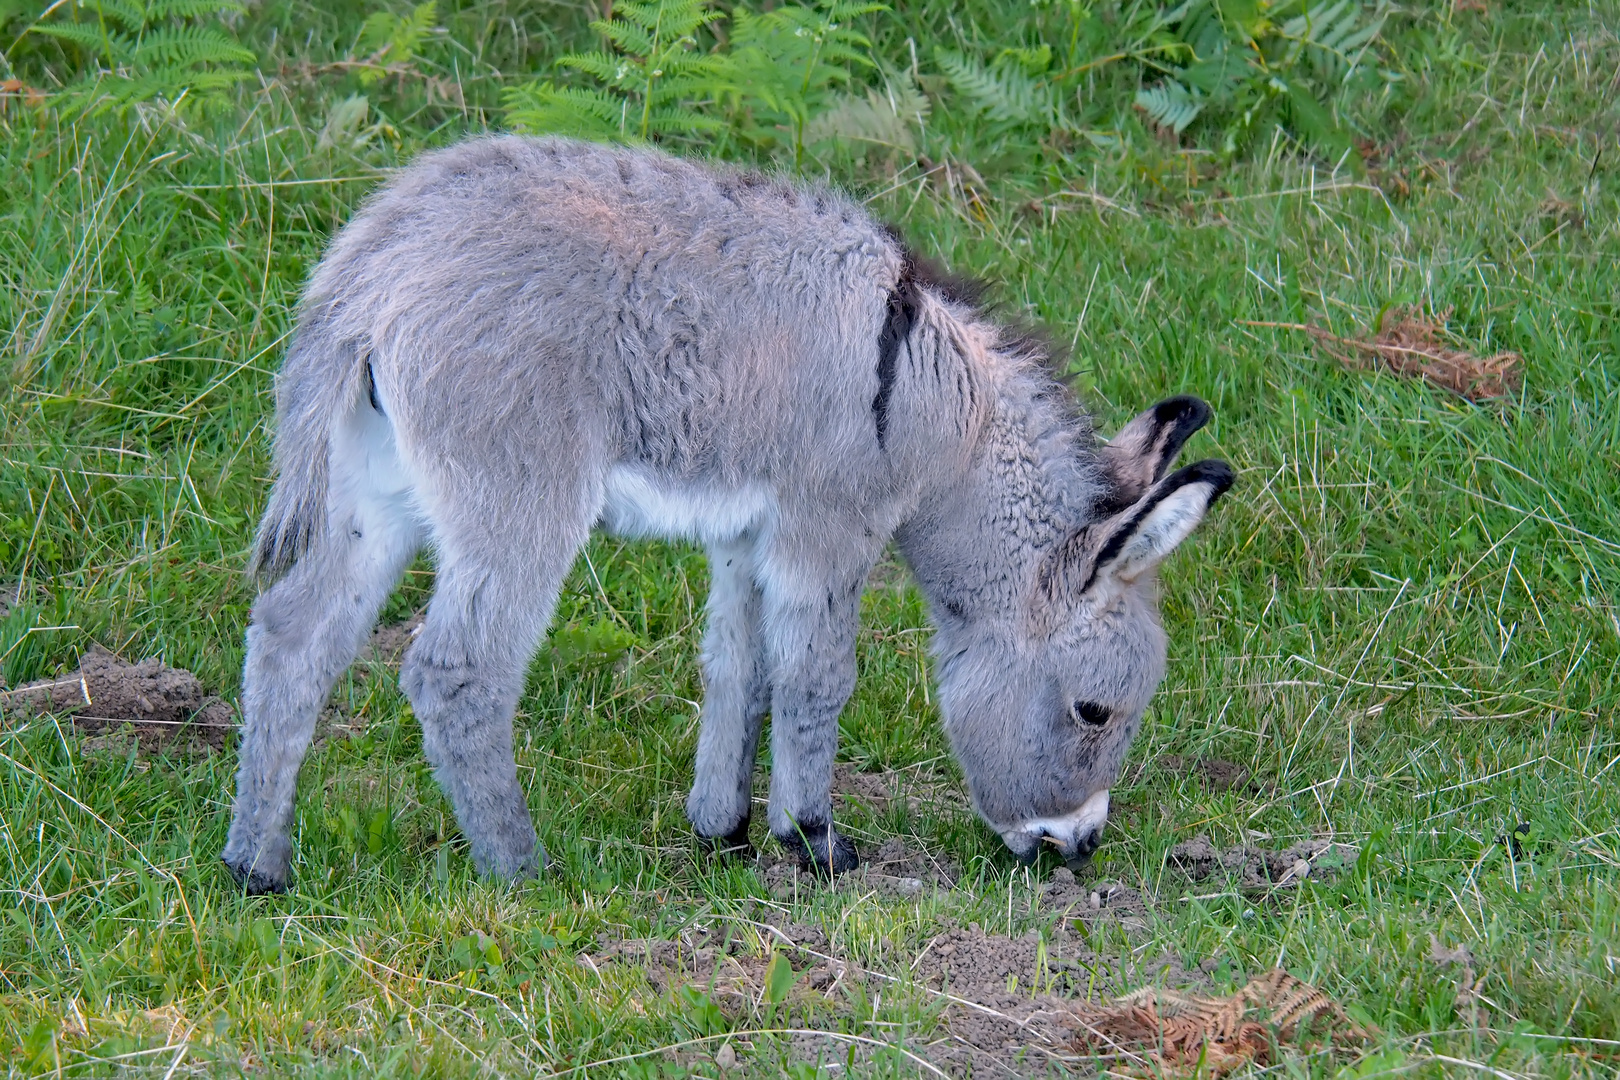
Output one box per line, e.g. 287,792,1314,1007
873,255,918,450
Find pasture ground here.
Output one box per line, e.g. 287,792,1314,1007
1,1,1617,1075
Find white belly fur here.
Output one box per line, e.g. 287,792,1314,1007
601,465,775,546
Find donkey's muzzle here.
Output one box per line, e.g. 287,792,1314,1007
1001,789,1110,867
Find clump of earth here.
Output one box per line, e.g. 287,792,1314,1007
0,645,234,753
1040,866,1152,932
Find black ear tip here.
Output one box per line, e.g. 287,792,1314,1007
1162,458,1235,503
1182,458,1236,500
1154,394,1212,431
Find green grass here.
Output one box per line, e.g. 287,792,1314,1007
2,0,1618,1075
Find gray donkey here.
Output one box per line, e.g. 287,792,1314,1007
222,135,1233,893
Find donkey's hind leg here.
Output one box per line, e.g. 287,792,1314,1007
401,497,591,880
224,428,420,894
686,535,769,854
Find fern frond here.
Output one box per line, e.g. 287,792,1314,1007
88,0,147,31
615,0,720,38
804,76,925,151
144,0,249,19
402,1,438,40
132,27,255,69
32,23,134,60
997,44,1052,75
559,52,638,86
934,46,1056,126
141,65,252,92
1282,0,1383,83
503,80,628,139
1134,80,1203,133
356,11,396,56
1280,78,1353,158
358,1,436,65
588,20,655,59
641,106,727,134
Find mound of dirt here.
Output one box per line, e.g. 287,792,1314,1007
1041,867,1152,932
0,645,235,752
1168,834,1355,891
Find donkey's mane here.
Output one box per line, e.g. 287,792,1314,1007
884,231,1099,518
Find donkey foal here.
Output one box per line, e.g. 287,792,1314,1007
223,136,1234,893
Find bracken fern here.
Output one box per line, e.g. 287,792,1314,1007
934,43,1064,130
503,0,730,144
1133,0,1388,161
728,0,885,167
354,0,438,87
503,0,887,167
29,0,255,116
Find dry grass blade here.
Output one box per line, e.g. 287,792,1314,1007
1306,306,1522,401
1068,969,1371,1076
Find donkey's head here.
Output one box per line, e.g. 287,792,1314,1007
938,397,1233,868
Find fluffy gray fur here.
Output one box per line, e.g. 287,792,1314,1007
222,135,1233,893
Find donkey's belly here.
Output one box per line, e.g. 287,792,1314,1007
600,465,775,545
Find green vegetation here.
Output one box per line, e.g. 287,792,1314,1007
1,0,1617,1075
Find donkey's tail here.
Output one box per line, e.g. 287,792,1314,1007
250,317,366,583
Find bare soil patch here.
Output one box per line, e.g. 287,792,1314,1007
758,836,960,898
831,762,963,818
1168,834,1355,891
363,612,424,665
592,914,1217,1076
0,645,234,752
1158,755,1257,793
592,919,852,1012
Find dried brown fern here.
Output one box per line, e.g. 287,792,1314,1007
1305,306,1521,401
1069,969,1371,1076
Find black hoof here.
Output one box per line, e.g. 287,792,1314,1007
224,858,287,896
700,816,755,860
778,822,859,876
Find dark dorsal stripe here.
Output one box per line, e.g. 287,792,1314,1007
873,256,919,450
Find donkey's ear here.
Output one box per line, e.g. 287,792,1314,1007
1034,460,1233,618
1097,396,1212,511
1085,459,1234,594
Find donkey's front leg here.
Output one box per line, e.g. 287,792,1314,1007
760,571,864,875
686,536,769,854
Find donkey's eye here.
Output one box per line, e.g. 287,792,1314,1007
1071,700,1111,726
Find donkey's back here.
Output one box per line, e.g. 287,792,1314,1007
304,137,902,486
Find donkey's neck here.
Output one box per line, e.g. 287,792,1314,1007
896,384,1100,629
